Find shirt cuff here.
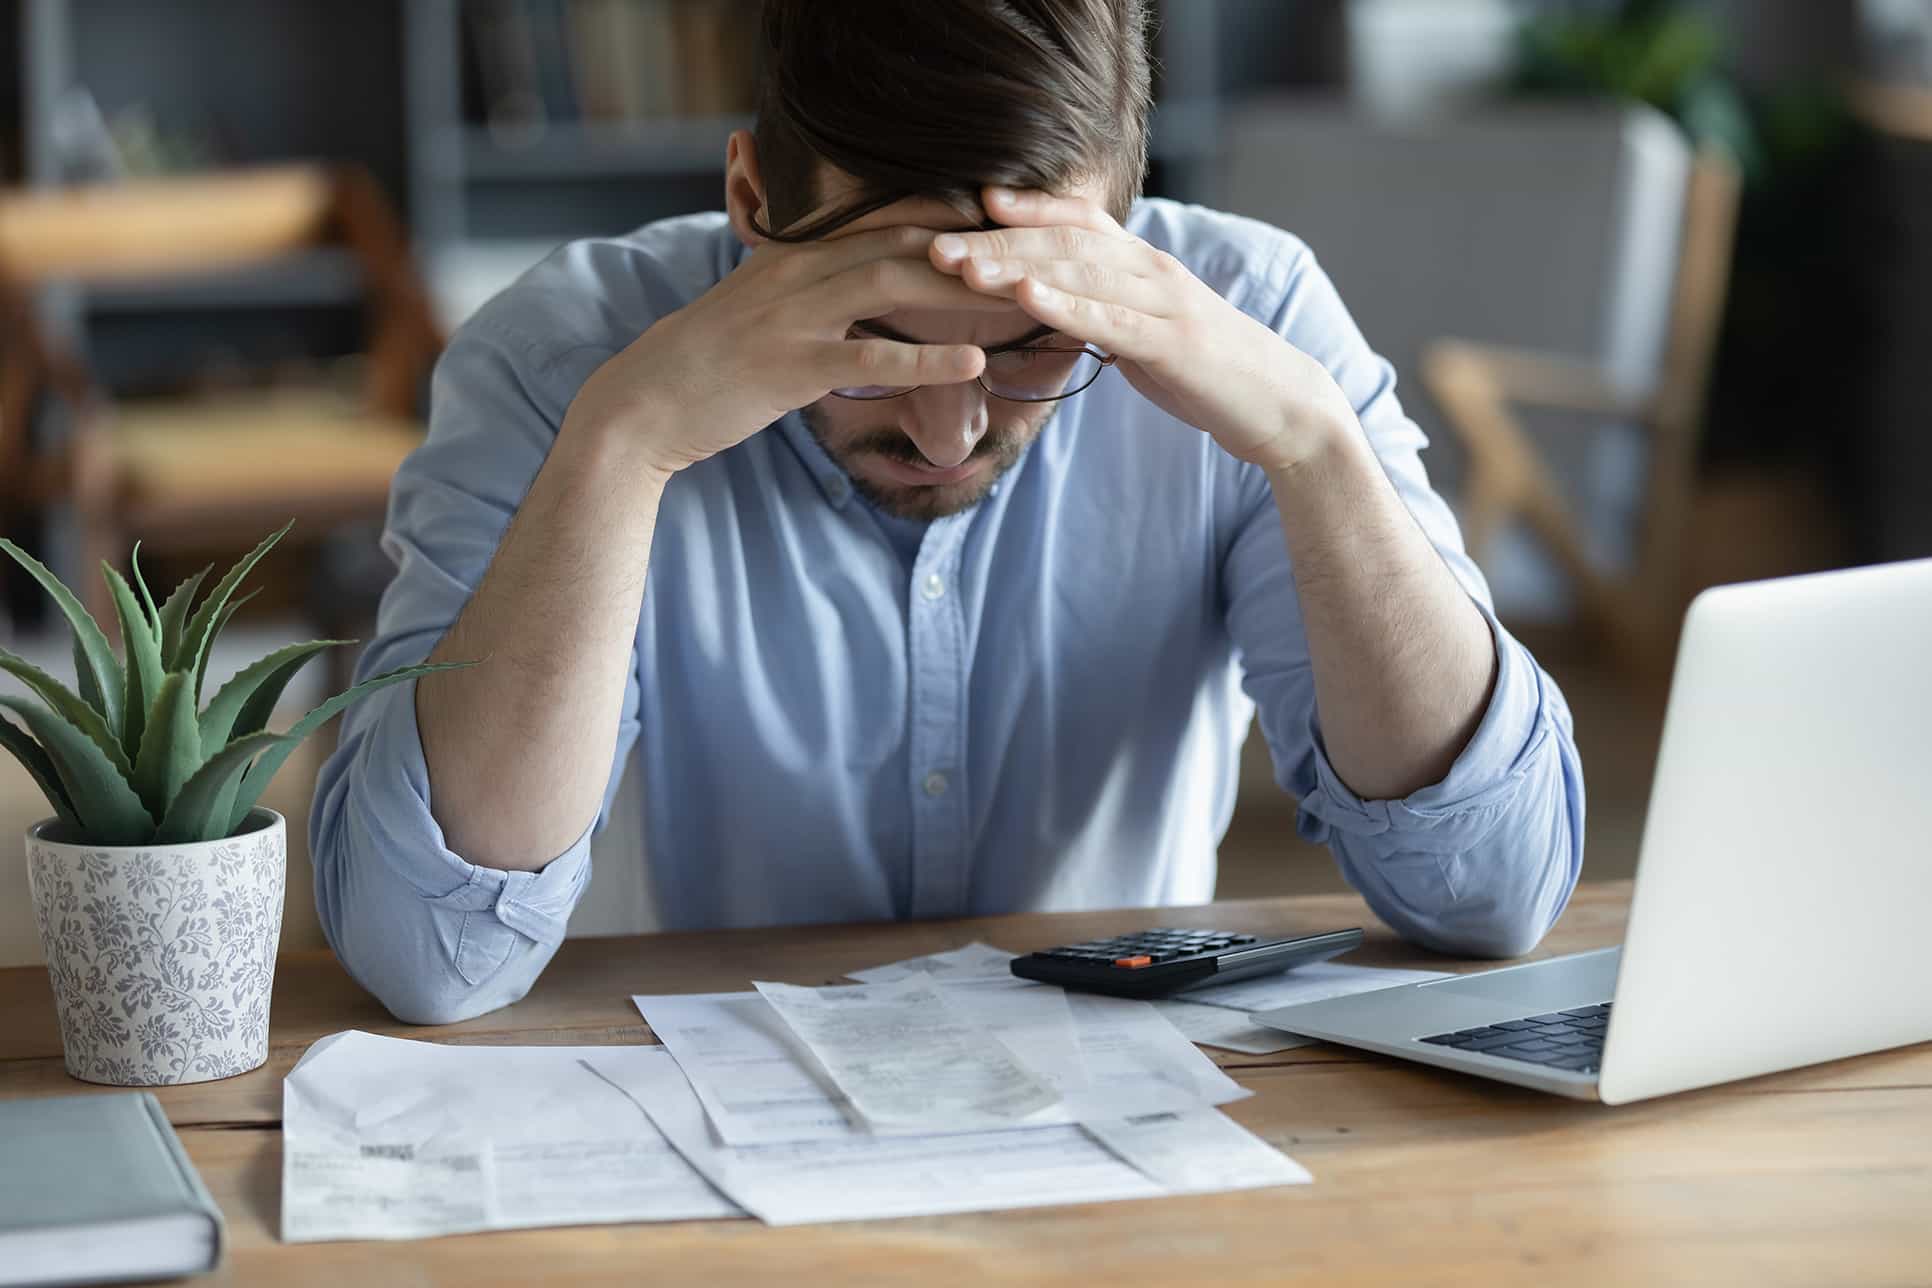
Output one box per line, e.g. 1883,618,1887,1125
353,678,594,949
1295,603,1551,854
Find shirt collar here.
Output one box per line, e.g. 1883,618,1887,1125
775,411,860,511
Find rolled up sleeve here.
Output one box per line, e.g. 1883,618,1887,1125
1293,604,1585,957
308,293,638,1025
1223,239,1586,958
311,677,595,1024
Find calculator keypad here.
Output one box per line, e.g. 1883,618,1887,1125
1037,928,1260,968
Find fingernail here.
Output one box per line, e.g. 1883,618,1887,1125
973,258,1010,283
988,188,1017,206
933,234,967,261
1029,280,1060,303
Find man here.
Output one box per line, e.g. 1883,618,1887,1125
312,0,1584,1025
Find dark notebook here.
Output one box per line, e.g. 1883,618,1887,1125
0,1092,224,1286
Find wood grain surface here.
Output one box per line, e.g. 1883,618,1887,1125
3,882,1927,1285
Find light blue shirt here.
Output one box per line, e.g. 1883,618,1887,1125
311,199,1585,1025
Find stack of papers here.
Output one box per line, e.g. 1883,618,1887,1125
280,1032,739,1242
621,961,1309,1224
281,940,1446,1238
587,1049,1304,1226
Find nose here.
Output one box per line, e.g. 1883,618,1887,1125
901,380,989,470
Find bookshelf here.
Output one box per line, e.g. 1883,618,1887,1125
7,1,1334,327
403,0,1274,319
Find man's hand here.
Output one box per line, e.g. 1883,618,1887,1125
931,187,1358,473
565,225,1010,478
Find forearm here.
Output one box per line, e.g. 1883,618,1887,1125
417,411,669,870
1268,419,1497,801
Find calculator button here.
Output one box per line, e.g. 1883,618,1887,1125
1114,956,1154,968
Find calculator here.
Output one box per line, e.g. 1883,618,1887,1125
1009,926,1364,999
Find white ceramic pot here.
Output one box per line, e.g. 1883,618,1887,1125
26,809,286,1086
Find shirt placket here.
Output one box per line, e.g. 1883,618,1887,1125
906,514,972,919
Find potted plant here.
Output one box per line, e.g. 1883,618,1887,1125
0,522,463,1085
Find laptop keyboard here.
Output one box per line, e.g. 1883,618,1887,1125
1418,1002,1611,1074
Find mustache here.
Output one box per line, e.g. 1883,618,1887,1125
843,405,1055,466
848,430,1010,466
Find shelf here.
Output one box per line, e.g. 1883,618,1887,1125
1850,78,1932,144
454,102,1220,183
77,248,366,313
455,115,753,181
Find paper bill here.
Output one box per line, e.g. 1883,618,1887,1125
1082,1109,1313,1193
846,940,1016,983
752,976,1062,1131
587,1047,1159,1225
280,1030,740,1242
1153,998,1316,1054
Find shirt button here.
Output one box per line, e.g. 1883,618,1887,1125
825,475,851,504
921,573,946,601
923,771,949,798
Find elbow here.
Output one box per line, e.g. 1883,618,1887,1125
1417,810,1583,961
370,973,522,1028
328,920,539,1027
1421,904,1559,961
312,827,539,1029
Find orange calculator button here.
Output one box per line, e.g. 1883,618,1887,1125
1114,956,1154,968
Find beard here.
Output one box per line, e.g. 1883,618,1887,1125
800,402,1051,521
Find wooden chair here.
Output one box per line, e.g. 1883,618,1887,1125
0,164,443,631
1420,150,1742,684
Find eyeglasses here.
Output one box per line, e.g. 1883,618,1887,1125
831,343,1116,403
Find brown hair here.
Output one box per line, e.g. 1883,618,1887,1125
753,0,1154,241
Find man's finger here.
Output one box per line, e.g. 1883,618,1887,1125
815,337,986,391
801,258,1018,327
1011,277,1161,365
958,257,1177,318
982,187,1128,237
768,223,960,289
930,223,1142,276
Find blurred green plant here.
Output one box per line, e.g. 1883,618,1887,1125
1513,0,1763,176
0,522,469,846
1508,0,1868,475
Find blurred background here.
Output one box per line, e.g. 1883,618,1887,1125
1,0,1929,962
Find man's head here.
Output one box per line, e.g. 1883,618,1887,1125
725,0,1153,520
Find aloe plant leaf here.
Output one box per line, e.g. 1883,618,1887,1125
72,635,105,717
104,565,164,755
156,565,212,670
133,671,201,823
154,730,289,845
130,542,160,631
195,590,260,704
0,647,135,781
178,521,293,704
225,660,474,835
0,697,152,844
0,712,80,829
199,639,347,753
0,537,124,737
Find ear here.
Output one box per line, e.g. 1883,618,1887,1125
724,130,770,247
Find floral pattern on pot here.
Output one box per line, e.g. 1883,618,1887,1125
26,810,286,1086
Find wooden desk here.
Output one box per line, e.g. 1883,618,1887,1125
2,882,1928,1285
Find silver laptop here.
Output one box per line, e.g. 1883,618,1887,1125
1255,558,1932,1104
